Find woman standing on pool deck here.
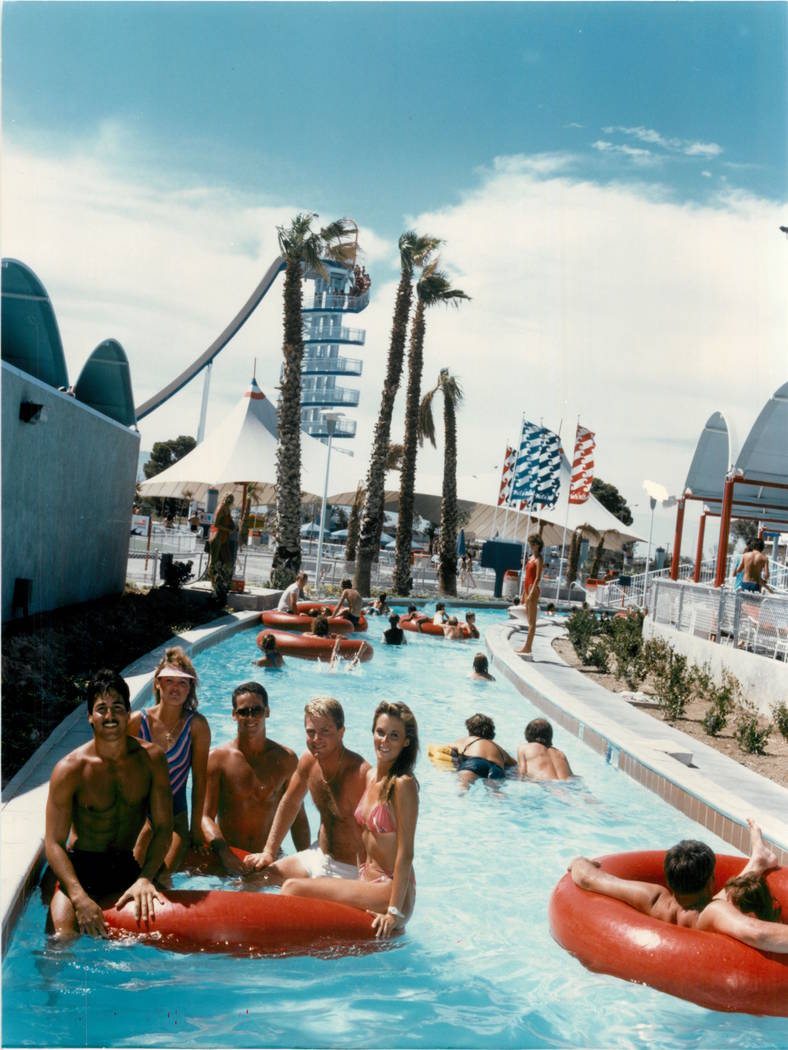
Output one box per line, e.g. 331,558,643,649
516,534,544,660
128,647,211,873
281,701,419,939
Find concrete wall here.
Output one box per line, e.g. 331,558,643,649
2,362,139,621
643,616,788,717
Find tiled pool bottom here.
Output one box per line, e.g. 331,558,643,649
3,610,785,1048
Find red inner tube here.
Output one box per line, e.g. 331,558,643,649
399,617,471,638
549,851,788,1016
261,610,355,635
257,628,373,662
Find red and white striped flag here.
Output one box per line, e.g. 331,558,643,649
497,446,517,506
568,425,595,505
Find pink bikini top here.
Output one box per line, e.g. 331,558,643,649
354,784,397,835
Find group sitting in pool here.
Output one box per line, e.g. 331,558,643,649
569,818,788,952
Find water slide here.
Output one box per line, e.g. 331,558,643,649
134,254,286,420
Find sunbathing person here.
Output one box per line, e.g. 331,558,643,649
449,713,516,789
202,682,309,875
242,696,370,882
517,718,573,781
281,701,420,940
45,670,172,938
468,653,495,681
254,632,284,669
569,819,788,952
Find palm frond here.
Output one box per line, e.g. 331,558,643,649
418,383,439,447
399,231,442,277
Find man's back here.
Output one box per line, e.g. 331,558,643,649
517,741,572,780
741,549,768,586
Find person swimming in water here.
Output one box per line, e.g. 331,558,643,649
448,713,516,790
517,719,573,781
468,653,495,681
280,701,420,940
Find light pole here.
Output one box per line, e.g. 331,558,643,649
314,413,342,598
642,480,669,609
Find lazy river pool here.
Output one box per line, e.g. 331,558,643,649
3,607,784,1048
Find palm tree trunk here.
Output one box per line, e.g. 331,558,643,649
590,532,608,579
567,531,580,585
393,299,426,594
271,259,304,588
438,394,459,596
354,273,412,594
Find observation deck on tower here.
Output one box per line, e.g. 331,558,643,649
296,252,370,441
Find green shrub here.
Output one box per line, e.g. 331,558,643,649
734,705,771,755
608,611,645,688
701,669,740,739
641,637,672,681
566,608,600,664
772,701,788,741
702,708,726,736
162,558,193,590
654,651,691,722
587,640,610,673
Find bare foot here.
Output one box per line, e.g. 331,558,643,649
746,818,778,874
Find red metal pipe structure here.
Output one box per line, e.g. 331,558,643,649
693,512,707,583
713,476,788,587
669,498,686,580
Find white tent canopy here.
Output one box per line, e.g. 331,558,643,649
138,378,359,506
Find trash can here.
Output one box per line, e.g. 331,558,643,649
502,569,520,600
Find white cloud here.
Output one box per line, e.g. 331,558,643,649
603,125,723,159
3,134,786,553
592,140,656,165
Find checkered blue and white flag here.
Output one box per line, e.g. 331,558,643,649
509,419,543,503
534,428,562,509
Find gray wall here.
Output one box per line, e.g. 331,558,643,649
2,362,140,621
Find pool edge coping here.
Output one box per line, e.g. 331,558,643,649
485,621,788,866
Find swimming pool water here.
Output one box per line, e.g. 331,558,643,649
3,608,785,1048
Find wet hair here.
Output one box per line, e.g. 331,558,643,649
472,653,489,674
261,633,277,653
389,613,401,627
754,538,765,553
447,616,459,626
378,593,387,603
296,571,308,583
663,840,716,896
341,578,352,589
312,615,330,637
465,611,476,620
465,713,496,739
153,646,198,712
305,695,345,730
724,872,781,922
86,670,130,714
546,602,556,613
525,718,553,747
372,700,420,802
407,604,417,613
232,681,268,709
529,534,544,553
436,601,446,611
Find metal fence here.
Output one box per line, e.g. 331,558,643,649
650,578,788,661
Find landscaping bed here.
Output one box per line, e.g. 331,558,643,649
553,609,788,789
2,586,223,787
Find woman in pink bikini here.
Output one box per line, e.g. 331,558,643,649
281,700,419,939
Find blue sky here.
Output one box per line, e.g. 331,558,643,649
2,2,787,552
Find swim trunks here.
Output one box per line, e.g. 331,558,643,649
66,848,141,902
295,845,358,880
340,610,361,628
740,581,761,592
457,756,505,780
139,710,193,815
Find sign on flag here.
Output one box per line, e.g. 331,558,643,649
568,425,595,505
534,428,562,509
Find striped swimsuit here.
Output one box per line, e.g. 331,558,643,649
139,710,193,815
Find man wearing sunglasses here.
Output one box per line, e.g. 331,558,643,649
201,682,310,875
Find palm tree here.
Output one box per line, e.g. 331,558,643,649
393,263,469,594
345,482,365,563
270,213,357,589
567,523,598,584
353,231,442,595
419,368,464,596
590,530,611,579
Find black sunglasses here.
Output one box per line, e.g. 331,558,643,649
236,705,265,718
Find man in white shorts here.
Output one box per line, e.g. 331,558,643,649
277,571,308,613
243,696,370,882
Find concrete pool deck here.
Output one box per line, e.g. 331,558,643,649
2,603,787,955
487,618,788,866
